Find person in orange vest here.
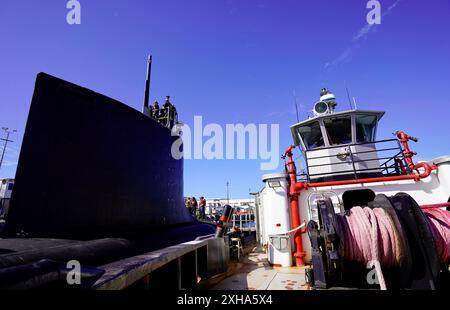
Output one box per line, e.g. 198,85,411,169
191,197,198,218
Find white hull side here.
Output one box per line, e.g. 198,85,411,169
300,158,450,262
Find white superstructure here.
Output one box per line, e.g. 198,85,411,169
255,89,450,264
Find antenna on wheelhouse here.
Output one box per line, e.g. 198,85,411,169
293,90,300,123
353,97,358,109
344,81,353,110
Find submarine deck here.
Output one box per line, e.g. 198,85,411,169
199,246,310,290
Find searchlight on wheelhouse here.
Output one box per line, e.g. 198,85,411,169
313,88,338,116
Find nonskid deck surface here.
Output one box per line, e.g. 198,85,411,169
201,247,310,290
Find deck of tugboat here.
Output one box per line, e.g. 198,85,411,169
199,245,310,290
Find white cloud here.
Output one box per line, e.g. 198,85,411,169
353,23,377,42
324,48,353,69
325,0,402,70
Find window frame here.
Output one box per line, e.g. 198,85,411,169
321,115,353,147
296,121,327,150
354,114,379,143
291,111,384,152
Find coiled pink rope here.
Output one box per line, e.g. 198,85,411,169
337,206,450,290
423,208,450,264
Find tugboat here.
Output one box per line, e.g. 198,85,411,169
257,89,450,289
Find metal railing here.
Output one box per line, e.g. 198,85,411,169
304,139,409,182
231,213,256,232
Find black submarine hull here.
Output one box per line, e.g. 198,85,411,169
3,73,210,240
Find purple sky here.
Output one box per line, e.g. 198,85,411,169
1,0,450,198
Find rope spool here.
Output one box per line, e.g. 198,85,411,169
423,208,450,264
337,205,450,290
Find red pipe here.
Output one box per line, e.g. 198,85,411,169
284,145,306,267
294,174,417,192
292,162,437,192
415,162,438,178
420,202,450,209
396,131,418,170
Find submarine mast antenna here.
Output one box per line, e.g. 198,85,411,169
142,55,152,116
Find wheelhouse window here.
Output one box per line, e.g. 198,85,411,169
296,121,324,150
324,116,352,145
356,115,377,143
